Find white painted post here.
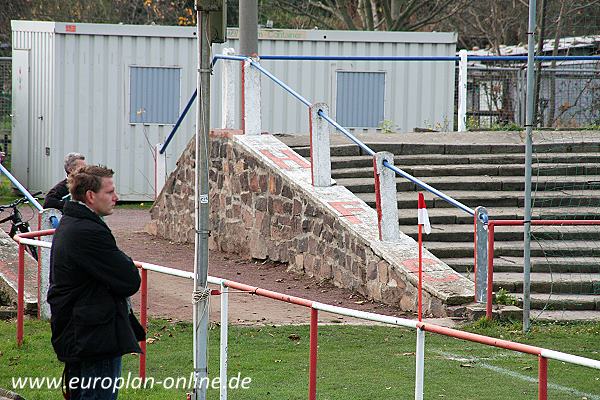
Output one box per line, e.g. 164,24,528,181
155,143,166,199
458,49,468,132
242,56,261,135
219,283,229,400
309,102,331,187
221,48,236,129
373,151,401,242
39,209,61,320
414,328,425,400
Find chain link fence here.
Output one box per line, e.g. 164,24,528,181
0,57,11,167
456,59,600,130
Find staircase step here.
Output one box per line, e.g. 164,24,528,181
397,206,600,225
511,293,600,310
331,163,600,179
447,256,600,273
424,240,600,258
327,153,600,169
357,190,600,209
491,272,600,294
336,175,600,193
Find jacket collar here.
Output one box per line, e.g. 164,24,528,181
63,201,109,229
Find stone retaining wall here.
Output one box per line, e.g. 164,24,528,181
150,130,474,316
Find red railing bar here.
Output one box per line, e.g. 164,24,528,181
309,308,318,400
486,224,495,319
14,229,55,240
490,219,600,227
417,322,543,356
17,243,25,347
222,280,314,308
538,356,548,400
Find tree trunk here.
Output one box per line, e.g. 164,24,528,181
547,0,567,127
533,0,547,127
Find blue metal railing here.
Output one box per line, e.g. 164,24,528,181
160,54,600,155
214,54,476,217
0,163,43,211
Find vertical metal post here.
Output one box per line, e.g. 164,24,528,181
140,268,148,380
538,356,548,400
221,48,236,129
309,102,331,187
155,143,166,199
239,0,258,56
373,152,401,242
219,283,228,400
39,209,60,320
457,49,468,132
486,223,495,319
193,3,211,399
17,243,24,347
474,207,489,303
414,328,425,400
523,0,538,332
309,308,318,400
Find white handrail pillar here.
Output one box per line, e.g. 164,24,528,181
309,102,332,187
474,206,489,303
373,151,401,242
241,56,261,135
458,49,468,132
155,143,166,199
414,328,425,400
221,48,236,129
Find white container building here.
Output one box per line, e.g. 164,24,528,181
11,21,456,200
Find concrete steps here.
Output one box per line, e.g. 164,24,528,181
289,136,600,318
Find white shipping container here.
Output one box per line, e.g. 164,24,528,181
11,21,456,200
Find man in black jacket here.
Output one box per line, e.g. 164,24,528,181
43,152,86,211
48,165,144,399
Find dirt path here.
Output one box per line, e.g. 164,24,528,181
106,208,453,326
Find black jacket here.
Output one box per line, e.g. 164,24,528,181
44,178,68,210
47,201,143,363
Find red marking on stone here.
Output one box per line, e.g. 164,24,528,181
402,258,459,283
65,25,76,33
328,201,364,224
260,149,311,170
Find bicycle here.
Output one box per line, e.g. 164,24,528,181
0,192,42,260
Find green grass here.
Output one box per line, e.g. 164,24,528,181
0,319,599,399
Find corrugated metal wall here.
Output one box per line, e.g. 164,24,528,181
213,30,457,135
12,27,55,190
11,23,456,200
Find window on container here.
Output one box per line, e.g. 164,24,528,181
336,71,385,127
129,66,181,124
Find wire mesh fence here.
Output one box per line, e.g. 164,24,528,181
455,59,600,130
0,57,11,167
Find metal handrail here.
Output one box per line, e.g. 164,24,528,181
0,164,43,211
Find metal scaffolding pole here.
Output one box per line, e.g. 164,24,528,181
523,0,537,332
192,3,211,399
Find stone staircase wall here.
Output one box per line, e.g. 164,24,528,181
150,130,474,317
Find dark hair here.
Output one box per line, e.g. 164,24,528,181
68,165,114,202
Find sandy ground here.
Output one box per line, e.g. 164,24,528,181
105,208,449,326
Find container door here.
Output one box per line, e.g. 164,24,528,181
12,49,30,186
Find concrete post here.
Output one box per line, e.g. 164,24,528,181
458,49,468,132
221,48,236,129
241,56,261,135
309,102,331,187
155,143,166,199
39,209,61,320
373,152,401,242
474,206,489,303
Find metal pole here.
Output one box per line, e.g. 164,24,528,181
414,328,425,400
219,283,228,400
239,0,258,56
193,3,211,399
523,0,537,333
